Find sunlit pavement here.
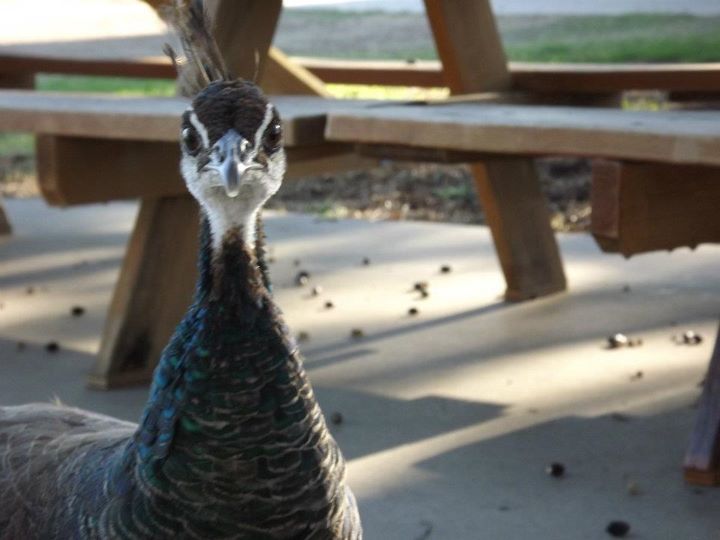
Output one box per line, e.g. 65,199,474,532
1,198,719,539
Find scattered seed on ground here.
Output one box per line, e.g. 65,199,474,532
675,330,703,345
25,286,35,295
293,259,301,267
408,307,419,316
627,338,643,347
311,286,323,296
362,257,371,266
45,342,60,353
268,256,276,264
420,289,429,299
607,333,629,349
295,271,310,286
606,520,630,537
70,306,85,317
16,341,26,351
325,301,335,309
440,265,452,274
330,412,343,425
297,331,310,343
413,281,429,293
350,328,364,339
546,463,565,478
622,285,631,293
630,370,644,381
626,481,641,496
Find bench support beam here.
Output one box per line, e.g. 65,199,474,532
424,0,566,301
685,322,720,486
88,195,199,388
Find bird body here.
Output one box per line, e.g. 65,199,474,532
0,2,361,537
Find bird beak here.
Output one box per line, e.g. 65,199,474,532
209,130,263,198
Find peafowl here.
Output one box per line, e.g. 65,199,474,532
0,2,362,538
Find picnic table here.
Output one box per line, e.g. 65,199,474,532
1,0,720,486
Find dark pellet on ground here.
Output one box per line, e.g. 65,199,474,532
606,520,630,537
362,257,371,266
330,412,343,425
413,281,429,293
350,328,364,339
546,462,565,478
630,370,644,381
325,301,335,309
71,306,85,317
607,333,629,349
622,285,631,293
25,286,35,295
440,265,452,274
682,330,703,345
293,259,301,267
297,331,310,343
295,271,310,286
45,342,60,353
420,289,429,299
16,341,26,351
610,412,630,422
408,307,419,316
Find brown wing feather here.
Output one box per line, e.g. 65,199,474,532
0,403,136,538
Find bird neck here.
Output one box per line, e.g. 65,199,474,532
204,201,259,253
127,214,339,490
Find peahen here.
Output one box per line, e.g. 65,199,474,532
0,2,362,538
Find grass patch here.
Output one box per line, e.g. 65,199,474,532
37,74,175,96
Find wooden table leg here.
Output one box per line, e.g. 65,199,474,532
477,159,566,300
0,72,35,237
87,196,199,389
423,0,566,301
685,322,720,486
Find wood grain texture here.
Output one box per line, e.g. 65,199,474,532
36,137,184,206
591,160,720,256
422,0,565,301
325,103,720,167
0,90,374,147
88,195,199,389
263,48,332,97
685,323,720,486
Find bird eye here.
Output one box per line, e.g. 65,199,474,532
182,127,202,156
263,122,282,154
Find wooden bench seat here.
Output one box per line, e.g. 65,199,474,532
325,101,720,166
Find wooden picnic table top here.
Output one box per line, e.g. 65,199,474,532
0,90,378,147
325,101,720,167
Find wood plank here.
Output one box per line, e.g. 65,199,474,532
34,137,364,206
296,57,445,88
295,57,720,93
511,62,720,94
35,137,184,206
263,48,331,97
423,0,565,301
0,53,175,79
87,195,199,389
685,322,720,486
0,90,378,146
591,160,720,256
326,103,720,167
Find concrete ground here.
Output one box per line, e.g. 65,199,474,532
0,198,719,538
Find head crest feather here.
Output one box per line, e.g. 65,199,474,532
160,0,232,96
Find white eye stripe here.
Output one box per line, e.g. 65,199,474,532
252,104,276,155
188,109,210,149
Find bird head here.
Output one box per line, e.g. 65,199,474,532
180,80,286,226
